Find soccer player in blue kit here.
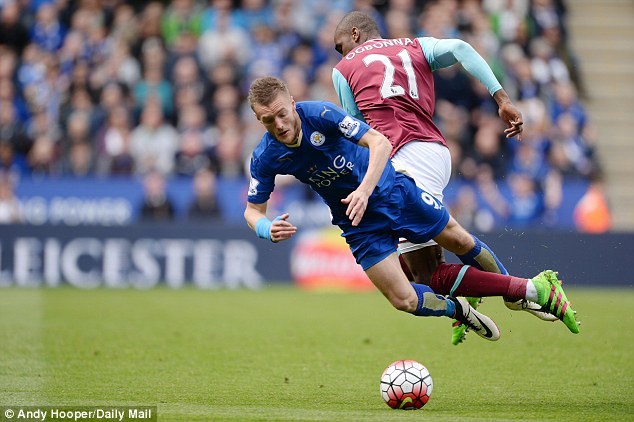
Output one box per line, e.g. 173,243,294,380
244,76,579,339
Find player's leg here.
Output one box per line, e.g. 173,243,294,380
393,144,506,275
364,252,500,341
433,216,557,320
388,174,501,341
434,216,508,275
392,141,450,286
393,143,491,343
393,142,473,343
427,264,578,332
430,218,501,344
399,244,445,284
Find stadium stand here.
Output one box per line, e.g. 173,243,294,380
567,0,634,230
0,0,624,231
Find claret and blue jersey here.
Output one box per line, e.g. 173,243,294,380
248,101,394,222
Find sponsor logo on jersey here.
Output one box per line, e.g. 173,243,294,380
308,155,354,188
310,131,325,146
248,178,259,196
338,116,360,138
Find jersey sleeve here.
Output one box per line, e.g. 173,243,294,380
332,68,366,122
313,102,371,145
418,37,502,96
247,153,276,204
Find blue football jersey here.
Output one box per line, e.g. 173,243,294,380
248,101,395,221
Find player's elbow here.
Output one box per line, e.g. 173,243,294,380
453,39,476,59
376,134,392,155
244,207,255,229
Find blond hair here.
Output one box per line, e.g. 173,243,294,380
247,76,289,110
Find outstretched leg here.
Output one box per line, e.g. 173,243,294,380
364,252,500,341
427,264,579,334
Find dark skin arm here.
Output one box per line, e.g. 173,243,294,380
493,89,523,141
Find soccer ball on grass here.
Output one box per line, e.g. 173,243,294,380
380,359,433,409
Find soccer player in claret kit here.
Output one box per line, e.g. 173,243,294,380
244,76,579,338
331,11,550,344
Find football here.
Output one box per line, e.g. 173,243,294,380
380,360,433,409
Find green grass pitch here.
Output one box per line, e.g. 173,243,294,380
1,286,633,421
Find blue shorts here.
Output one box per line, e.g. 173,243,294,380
337,173,449,270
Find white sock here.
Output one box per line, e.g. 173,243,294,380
525,279,538,302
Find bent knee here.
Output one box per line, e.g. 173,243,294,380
439,230,474,255
388,295,417,313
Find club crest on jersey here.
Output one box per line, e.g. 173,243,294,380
338,116,360,138
310,131,325,146
248,177,259,196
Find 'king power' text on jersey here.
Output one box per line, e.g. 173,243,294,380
333,37,446,156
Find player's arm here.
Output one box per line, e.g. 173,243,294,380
420,37,523,140
332,68,366,122
244,201,297,243
341,128,392,226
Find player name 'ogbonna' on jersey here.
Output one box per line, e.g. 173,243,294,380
344,38,416,60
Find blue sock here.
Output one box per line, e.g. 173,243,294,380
411,283,455,317
458,235,508,275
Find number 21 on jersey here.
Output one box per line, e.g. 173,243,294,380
362,49,419,100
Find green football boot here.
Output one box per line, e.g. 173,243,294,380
451,297,483,345
531,270,580,334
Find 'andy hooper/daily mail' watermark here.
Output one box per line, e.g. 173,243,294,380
0,407,156,422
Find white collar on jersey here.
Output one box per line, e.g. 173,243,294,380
286,128,302,148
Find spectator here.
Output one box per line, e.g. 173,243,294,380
96,105,134,175
244,24,284,85
240,0,274,30
130,101,179,175
197,9,250,72
60,141,95,177
0,96,31,155
0,1,30,55
478,167,545,228
131,2,165,60
573,171,612,234
30,2,65,52
174,130,216,177
449,184,495,233
549,112,594,178
549,80,587,130
205,83,241,124
216,128,244,178
529,36,570,86
27,133,58,175
0,171,22,223
139,170,175,221
133,62,173,118
98,82,132,118
0,140,29,175
187,168,221,220
201,0,244,32
485,0,529,45
160,0,203,48
0,47,19,82
109,3,138,46
465,117,508,180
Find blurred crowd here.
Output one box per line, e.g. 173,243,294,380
0,0,608,229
